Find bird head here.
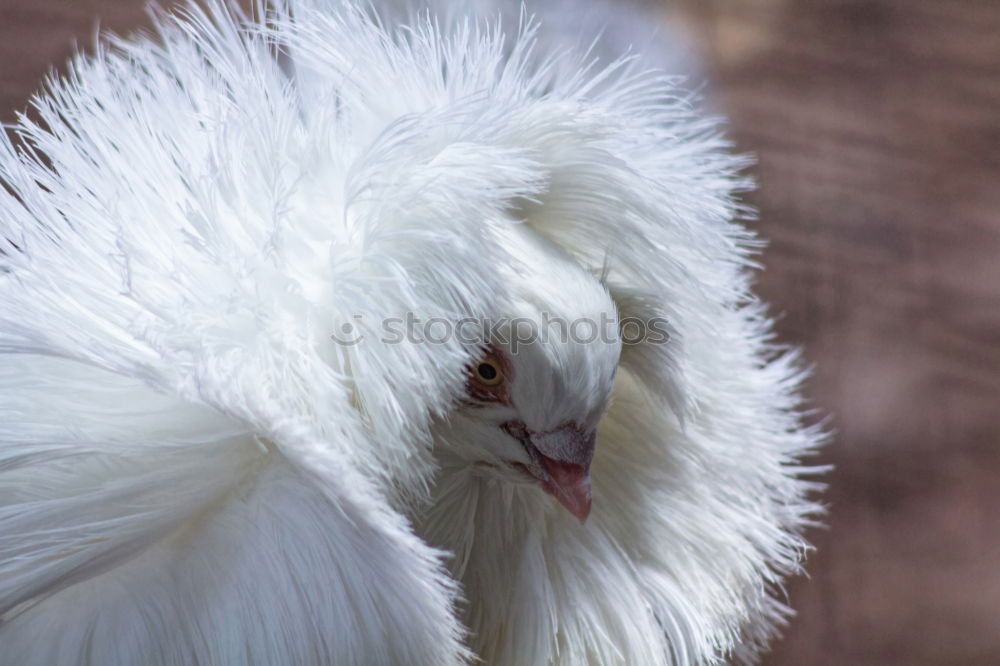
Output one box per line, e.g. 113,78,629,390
434,224,621,521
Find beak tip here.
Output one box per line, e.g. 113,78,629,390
540,461,593,522
557,486,592,522
571,498,593,523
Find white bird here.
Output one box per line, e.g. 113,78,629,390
0,1,824,664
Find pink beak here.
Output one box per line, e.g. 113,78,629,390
539,456,593,521
504,422,596,522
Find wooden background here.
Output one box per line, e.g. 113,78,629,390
2,1,999,664
665,2,1000,664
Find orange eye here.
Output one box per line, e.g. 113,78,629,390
473,357,504,386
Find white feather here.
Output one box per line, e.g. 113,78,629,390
0,1,824,664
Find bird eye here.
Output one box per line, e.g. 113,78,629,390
474,358,504,386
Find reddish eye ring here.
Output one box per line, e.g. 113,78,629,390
474,358,504,386
465,348,512,405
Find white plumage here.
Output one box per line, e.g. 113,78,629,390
0,1,824,664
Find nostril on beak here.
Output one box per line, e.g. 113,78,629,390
529,424,596,469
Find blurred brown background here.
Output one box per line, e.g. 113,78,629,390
665,2,1000,665
2,1,999,664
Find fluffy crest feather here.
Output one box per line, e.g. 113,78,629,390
0,1,824,664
